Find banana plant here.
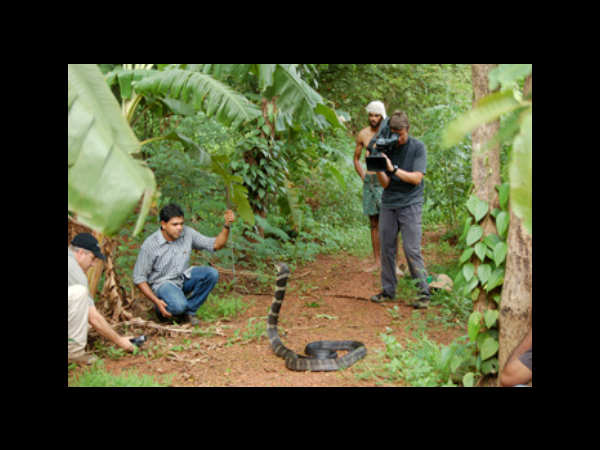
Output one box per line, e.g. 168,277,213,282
131,64,345,228
104,65,256,225
120,63,154,123
133,67,263,130
68,64,156,236
187,64,344,131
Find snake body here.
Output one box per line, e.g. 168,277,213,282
266,262,367,371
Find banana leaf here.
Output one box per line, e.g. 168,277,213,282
68,64,156,236
132,69,262,130
509,109,532,234
441,89,524,149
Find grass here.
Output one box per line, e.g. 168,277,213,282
226,316,267,346
430,288,473,328
195,294,249,322
69,360,173,387
355,331,464,387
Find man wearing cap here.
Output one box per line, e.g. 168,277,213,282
68,233,135,365
369,110,431,308
354,101,405,274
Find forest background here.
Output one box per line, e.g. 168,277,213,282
67,64,532,387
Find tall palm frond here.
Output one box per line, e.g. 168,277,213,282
68,64,156,236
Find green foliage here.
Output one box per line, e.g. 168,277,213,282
420,106,472,228
488,64,532,91
455,183,510,298
317,64,473,228
366,331,479,387
241,317,267,342
442,64,532,234
443,90,524,150
103,63,484,327
196,294,249,322
262,64,343,130
430,286,473,327
226,317,268,346
92,340,131,360
466,195,489,223
450,182,513,381
509,108,532,233
466,225,483,246
68,64,156,236
317,64,471,135
134,68,262,130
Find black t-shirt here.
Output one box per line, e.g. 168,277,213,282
382,136,427,208
370,118,427,208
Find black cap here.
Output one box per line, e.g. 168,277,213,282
71,233,106,261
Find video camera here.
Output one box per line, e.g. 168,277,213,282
366,134,399,172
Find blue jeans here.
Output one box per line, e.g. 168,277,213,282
155,267,219,317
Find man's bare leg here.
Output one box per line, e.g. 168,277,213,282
362,215,381,272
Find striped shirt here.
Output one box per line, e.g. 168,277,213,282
133,226,216,292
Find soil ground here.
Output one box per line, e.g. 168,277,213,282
68,230,465,387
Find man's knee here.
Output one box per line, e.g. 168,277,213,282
68,284,90,355
157,283,188,315
207,267,219,283
161,294,186,315
190,266,219,284
68,285,90,324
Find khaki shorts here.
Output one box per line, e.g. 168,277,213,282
68,284,91,357
362,174,383,217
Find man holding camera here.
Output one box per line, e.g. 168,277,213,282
368,110,431,308
354,101,405,275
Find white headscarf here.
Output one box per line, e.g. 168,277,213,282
365,100,387,119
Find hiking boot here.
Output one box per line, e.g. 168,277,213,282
186,312,200,326
68,351,98,365
154,306,170,322
154,306,183,324
412,297,431,309
370,292,395,303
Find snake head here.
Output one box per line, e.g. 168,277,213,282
275,262,289,275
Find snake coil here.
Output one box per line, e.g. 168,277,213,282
266,262,367,371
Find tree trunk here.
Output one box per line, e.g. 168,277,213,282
100,237,133,322
471,64,501,313
497,210,532,365
497,74,533,384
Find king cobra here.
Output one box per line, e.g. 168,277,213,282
266,262,367,371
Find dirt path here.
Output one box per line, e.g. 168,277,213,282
68,233,465,387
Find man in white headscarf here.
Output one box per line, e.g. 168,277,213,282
353,101,404,274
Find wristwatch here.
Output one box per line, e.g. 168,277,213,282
387,165,398,177
224,223,231,230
